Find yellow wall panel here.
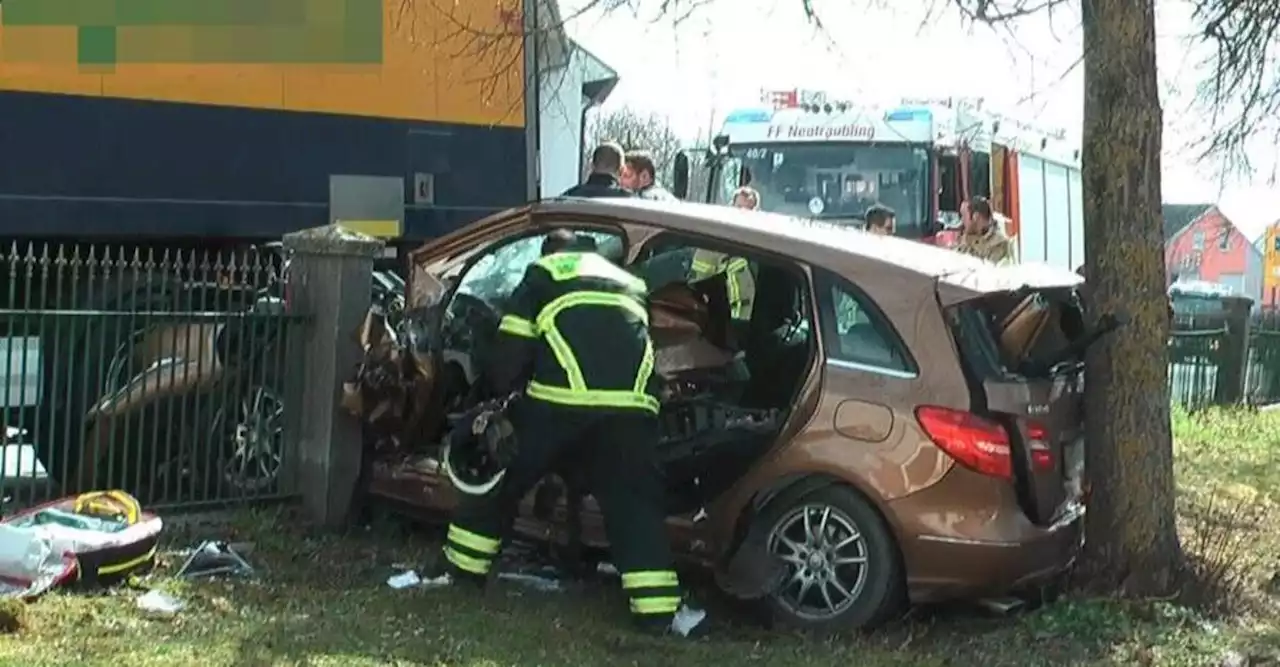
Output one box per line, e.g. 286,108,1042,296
429,0,524,127
0,0,524,127
0,21,102,95
101,64,286,109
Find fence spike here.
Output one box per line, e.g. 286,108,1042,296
54,244,67,268
22,243,35,278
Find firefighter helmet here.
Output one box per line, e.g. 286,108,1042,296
442,403,518,496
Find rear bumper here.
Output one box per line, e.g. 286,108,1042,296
905,509,1082,602
887,469,1084,603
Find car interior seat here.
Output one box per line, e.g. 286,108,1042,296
740,265,810,409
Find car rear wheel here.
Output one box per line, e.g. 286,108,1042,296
760,485,904,631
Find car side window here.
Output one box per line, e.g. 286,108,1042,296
454,229,624,308
816,270,915,375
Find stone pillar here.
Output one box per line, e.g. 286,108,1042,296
283,225,383,527
1215,295,1254,405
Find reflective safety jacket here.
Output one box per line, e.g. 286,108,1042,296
490,251,659,414
689,249,754,320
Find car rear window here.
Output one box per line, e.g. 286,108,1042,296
949,289,1087,378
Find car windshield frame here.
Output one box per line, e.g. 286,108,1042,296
728,141,931,236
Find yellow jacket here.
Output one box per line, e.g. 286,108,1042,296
690,249,754,319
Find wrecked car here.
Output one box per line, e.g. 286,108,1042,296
347,198,1108,631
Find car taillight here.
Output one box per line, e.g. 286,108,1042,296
916,406,1015,479
1025,422,1055,472
916,407,1056,480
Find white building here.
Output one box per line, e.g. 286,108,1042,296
527,0,619,198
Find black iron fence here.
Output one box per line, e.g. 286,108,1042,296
1170,306,1280,408
0,243,306,512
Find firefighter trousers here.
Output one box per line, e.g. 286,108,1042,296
442,398,681,628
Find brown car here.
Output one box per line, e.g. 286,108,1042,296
358,198,1093,632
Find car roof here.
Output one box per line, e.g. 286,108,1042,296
534,197,981,277
531,198,1083,302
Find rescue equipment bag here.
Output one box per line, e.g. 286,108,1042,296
0,490,163,597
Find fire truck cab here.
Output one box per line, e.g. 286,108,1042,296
674,89,1085,270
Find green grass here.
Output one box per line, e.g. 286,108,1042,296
0,408,1277,666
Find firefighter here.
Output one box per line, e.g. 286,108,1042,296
690,251,754,320
690,185,759,320
436,229,707,637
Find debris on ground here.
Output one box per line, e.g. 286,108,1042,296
497,571,563,593
136,589,184,616
386,570,451,589
176,541,255,580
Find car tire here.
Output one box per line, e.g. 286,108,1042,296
756,484,905,632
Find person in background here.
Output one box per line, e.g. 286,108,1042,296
954,196,1015,265
622,151,677,201
731,187,760,210
864,204,896,236
562,143,634,198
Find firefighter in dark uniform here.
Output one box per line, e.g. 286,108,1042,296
438,230,706,636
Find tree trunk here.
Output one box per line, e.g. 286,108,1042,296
1079,0,1183,595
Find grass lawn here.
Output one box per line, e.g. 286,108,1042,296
0,408,1277,667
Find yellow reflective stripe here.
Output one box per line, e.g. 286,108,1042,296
534,291,650,394
537,252,646,292
527,381,660,414
97,545,157,575
543,328,586,390
633,338,654,394
448,525,501,555
726,272,742,316
498,314,538,338
726,257,749,273
536,291,648,330
536,252,583,280
621,570,679,589
445,547,492,575
691,258,717,277
630,596,682,615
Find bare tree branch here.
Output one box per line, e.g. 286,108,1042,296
1190,0,1280,176
586,108,684,184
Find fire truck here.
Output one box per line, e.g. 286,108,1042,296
674,89,1085,270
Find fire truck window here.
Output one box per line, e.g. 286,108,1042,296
939,154,959,213
969,153,991,200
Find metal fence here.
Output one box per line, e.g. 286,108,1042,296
1168,328,1226,408
0,243,306,512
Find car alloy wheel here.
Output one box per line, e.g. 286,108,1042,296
767,502,871,622
215,386,284,493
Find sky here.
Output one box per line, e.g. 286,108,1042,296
559,0,1280,240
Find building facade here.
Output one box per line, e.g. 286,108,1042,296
1165,205,1264,305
